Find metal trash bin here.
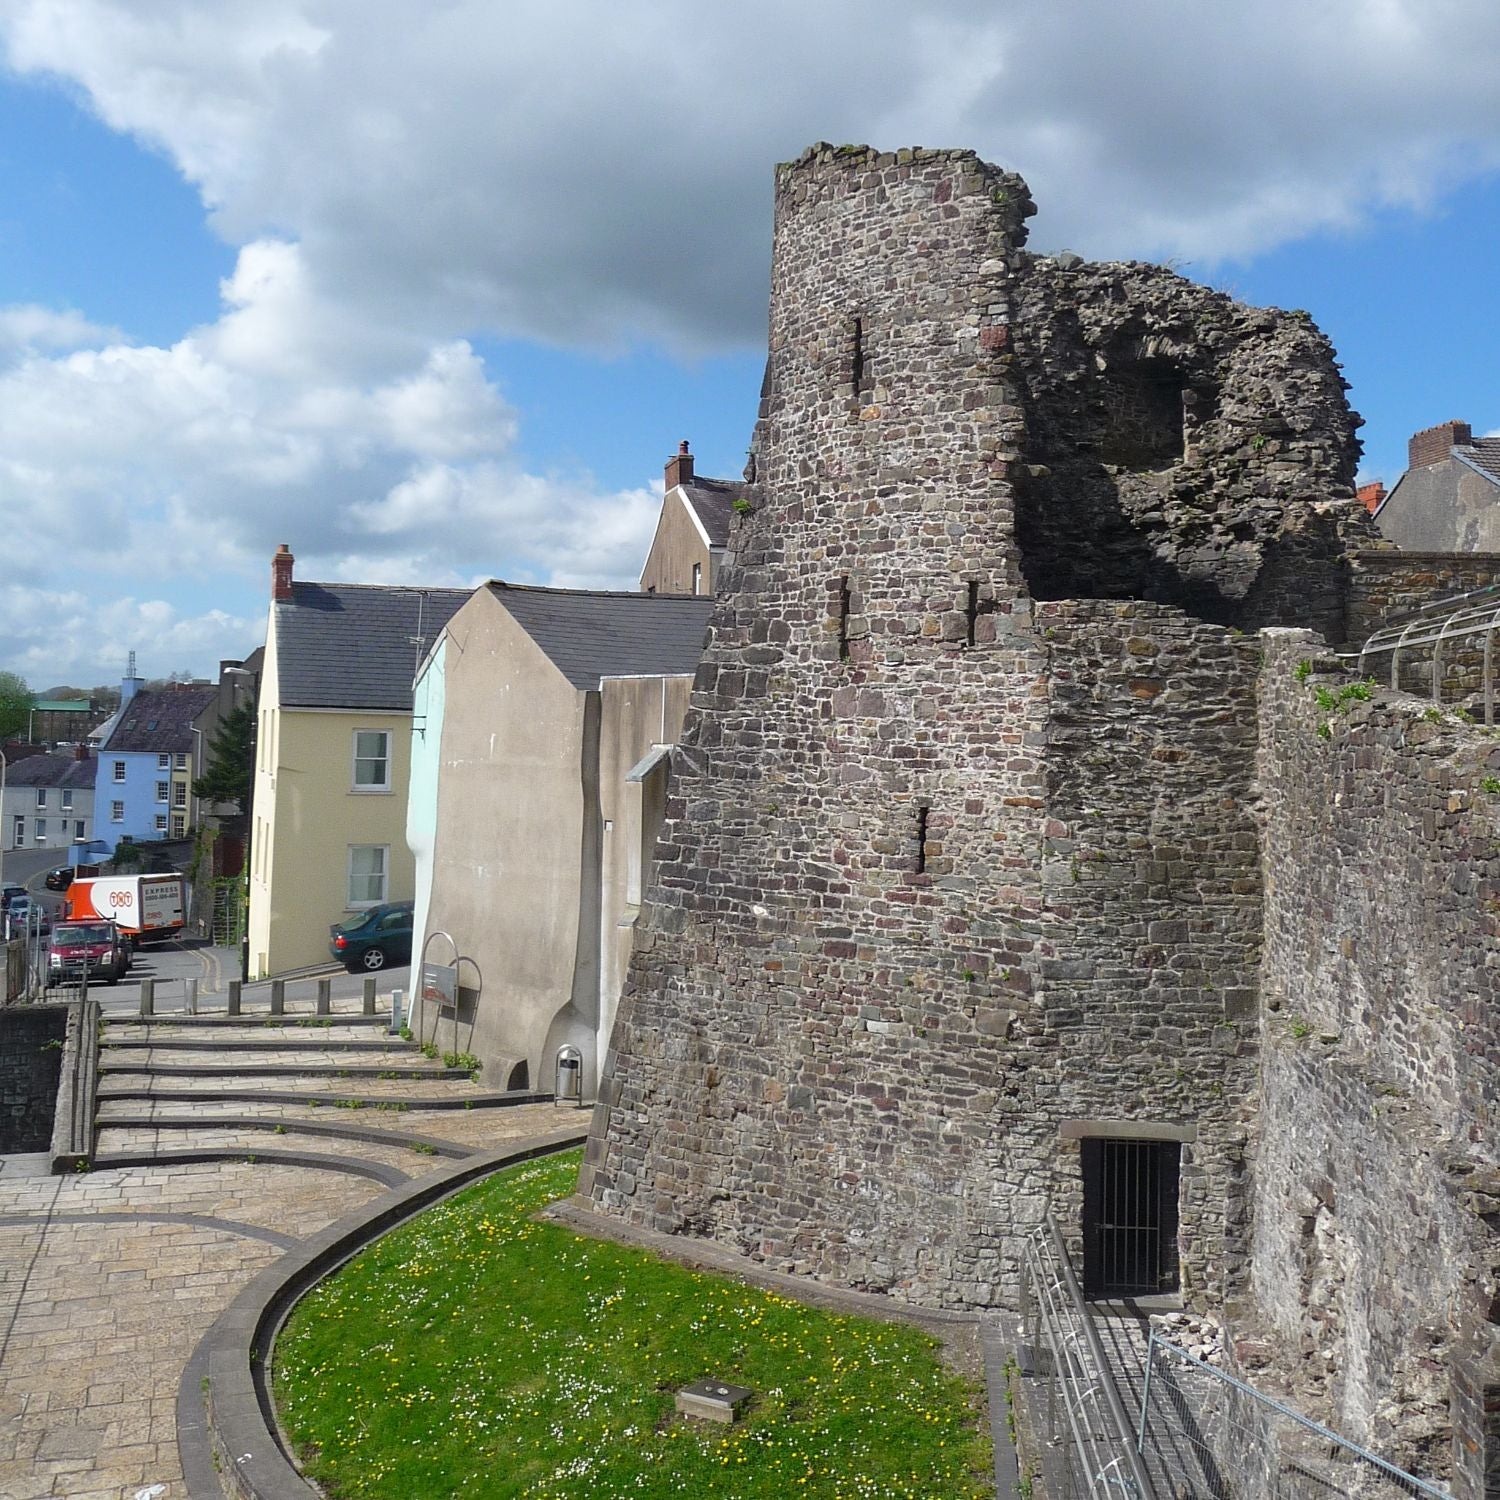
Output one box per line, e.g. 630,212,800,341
554,1045,583,1105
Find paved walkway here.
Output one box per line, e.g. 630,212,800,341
0,995,576,1499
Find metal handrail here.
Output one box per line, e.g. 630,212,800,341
1028,1214,1159,1498
1044,1216,1158,1499
1142,1331,1451,1499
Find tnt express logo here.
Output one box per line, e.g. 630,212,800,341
108,891,134,909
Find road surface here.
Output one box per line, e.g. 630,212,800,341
3,846,411,1014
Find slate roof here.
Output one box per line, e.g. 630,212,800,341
97,688,206,754
5,752,97,790
276,582,472,711
680,478,744,547
1459,438,1500,484
489,583,713,691
101,686,217,754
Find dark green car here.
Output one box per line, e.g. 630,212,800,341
329,901,414,972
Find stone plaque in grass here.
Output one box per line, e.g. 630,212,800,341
676,1379,753,1423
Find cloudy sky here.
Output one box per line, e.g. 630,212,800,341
2,0,1500,687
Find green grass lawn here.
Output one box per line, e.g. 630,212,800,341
273,1149,994,1499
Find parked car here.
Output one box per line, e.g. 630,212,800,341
47,919,127,985
329,902,413,972
5,896,48,936
44,867,74,892
0,884,26,910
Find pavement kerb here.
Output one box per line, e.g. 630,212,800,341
191,1127,589,1500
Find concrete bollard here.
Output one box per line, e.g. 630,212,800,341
227,980,242,1016
139,978,154,1018
185,978,198,1015
270,979,285,1016
316,977,332,1016
362,976,377,1016
389,988,404,1036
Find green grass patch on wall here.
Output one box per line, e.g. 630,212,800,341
273,1149,993,1498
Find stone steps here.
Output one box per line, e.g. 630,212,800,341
88,1014,540,1175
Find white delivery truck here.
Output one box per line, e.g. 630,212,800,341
63,873,186,945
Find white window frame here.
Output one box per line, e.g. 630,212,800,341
346,844,389,908
172,781,187,808
73,820,85,840
112,761,126,783
12,815,24,845
34,818,45,843
35,789,46,808
60,789,72,810
351,730,391,793
174,752,187,770
171,814,185,838
155,780,170,803
157,753,170,770
110,801,124,823
692,561,703,596
154,814,168,833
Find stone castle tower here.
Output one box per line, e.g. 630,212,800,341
580,144,1376,1311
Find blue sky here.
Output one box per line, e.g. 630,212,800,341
1,1,1499,688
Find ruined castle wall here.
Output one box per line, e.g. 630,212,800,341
1008,261,1374,640
1345,549,1500,647
583,146,1266,1310
1252,631,1500,1494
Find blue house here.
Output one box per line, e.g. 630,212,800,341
95,681,219,847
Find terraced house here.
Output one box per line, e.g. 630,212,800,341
95,681,218,846
247,544,467,976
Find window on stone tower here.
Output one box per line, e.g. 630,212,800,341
1100,357,1189,470
837,576,851,660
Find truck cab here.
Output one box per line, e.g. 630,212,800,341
48,920,128,986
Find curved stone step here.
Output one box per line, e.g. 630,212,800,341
99,1060,473,1080
95,1082,550,1109
95,1116,470,1160
88,1145,412,1186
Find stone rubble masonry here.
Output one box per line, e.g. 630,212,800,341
1249,632,1500,1496
0,1004,66,1154
581,144,1364,1312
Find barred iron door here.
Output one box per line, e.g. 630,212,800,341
1081,1138,1180,1298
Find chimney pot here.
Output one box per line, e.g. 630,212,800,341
1408,421,1472,471
272,543,295,602
73,743,90,761
665,441,695,493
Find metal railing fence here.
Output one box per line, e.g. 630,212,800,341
1354,583,1500,719
1137,1331,1451,1500
1022,1215,1157,1497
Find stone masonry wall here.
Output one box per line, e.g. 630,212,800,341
579,145,1327,1311
1251,631,1500,1496
1346,549,1500,646
0,1005,66,1153
1010,261,1375,640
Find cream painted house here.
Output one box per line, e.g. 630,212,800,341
247,544,469,976
638,441,743,596
408,583,711,1094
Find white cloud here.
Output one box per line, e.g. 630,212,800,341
10,0,1500,350
0,303,124,361
0,584,258,688
6,1,1500,680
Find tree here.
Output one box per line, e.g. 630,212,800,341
193,698,255,812
0,671,33,740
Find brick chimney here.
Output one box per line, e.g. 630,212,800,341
664,440,694,492
272,543,295,601
73,742,90,762
1356,480,1386,514
1408,421,1472,470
